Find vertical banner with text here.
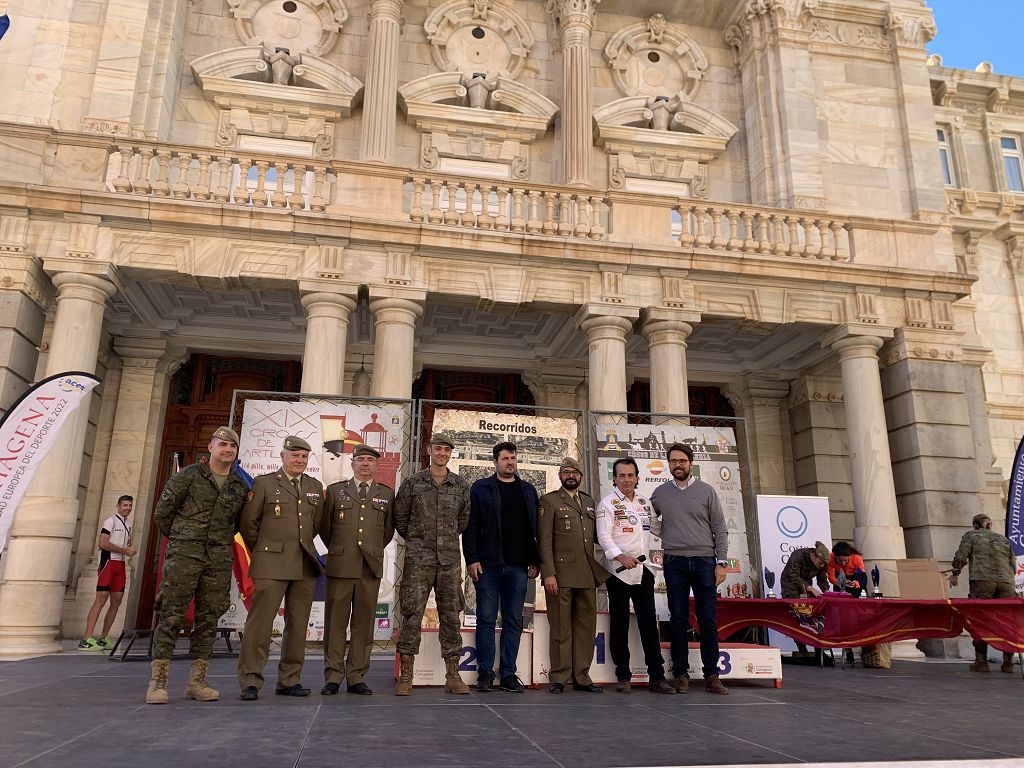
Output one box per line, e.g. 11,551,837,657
592,422,751,619
0,372,101,552
1005,435,1024,593
230,397,410,639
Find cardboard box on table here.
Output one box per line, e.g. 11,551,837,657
895,559,948,600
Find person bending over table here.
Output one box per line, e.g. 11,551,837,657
781,541,830,659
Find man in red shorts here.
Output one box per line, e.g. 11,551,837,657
79,495,137,650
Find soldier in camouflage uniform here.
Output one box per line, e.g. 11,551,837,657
393,433,471,695
145,426,248,704
949,513,1019,673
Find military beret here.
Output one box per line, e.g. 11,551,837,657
283,435,312,452
429,433,455,449
812,541,830,564
973,513,992,528
559,456,583,472
352,443,381,459
210,426,239,445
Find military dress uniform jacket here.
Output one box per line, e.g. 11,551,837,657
239,471,325,580
321,479,395,579
155,462,248,559
538,488,607,588
394,468,470,566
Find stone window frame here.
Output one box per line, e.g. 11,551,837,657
1000,134,1024,192
936,125,956,187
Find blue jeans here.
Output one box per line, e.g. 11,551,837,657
474,564,528,679
664,554,720,678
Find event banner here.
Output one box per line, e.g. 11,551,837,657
592,423,751,620
228,398,410,639
1005,435,1024,593
755,494,832,650
0,371,100,552
431,408,581,622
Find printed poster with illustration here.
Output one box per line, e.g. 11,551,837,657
593,423,750,618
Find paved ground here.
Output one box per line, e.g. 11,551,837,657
1,648,1023,768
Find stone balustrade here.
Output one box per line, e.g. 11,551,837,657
106,144,334,212
407,175,607,240
675,201,852,261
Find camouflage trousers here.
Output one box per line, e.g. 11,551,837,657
152,549,232,660
397,562,465,658
969,580,1017,655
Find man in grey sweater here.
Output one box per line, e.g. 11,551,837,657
649,442,729,695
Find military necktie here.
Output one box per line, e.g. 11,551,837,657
292,477,300,497
358,481,368,501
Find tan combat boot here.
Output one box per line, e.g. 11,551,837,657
704,674,729,695
146,659,170,705
185,659,220,701
968,651,990,672
394,654,414,696
1001,653,1016,673
443,655,470,694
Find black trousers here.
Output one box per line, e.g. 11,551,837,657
605,567,666,683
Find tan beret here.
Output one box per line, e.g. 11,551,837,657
283,435,312,452
210,426,239,445
559,456,583,472
429,433,455,449
352,443,381,459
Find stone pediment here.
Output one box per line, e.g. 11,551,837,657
190,46,363,118
594,96,738,195
400,72,558,179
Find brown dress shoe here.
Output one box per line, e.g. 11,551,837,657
704,674,728,695
674,676,689,694
648,679,676,694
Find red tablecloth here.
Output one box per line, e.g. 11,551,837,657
694,594,1024,653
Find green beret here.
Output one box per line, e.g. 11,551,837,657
429,433,455,449
210,426,239,445
973,513,992,528
283,435,312,452
813,541,830,564
352,443,381,459
559,456,583,472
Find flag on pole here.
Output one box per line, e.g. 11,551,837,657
232,460,256,610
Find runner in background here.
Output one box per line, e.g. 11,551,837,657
78,495,137,650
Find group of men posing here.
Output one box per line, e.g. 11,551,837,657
141,427,732,702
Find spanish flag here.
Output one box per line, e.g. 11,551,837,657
232,461,256,610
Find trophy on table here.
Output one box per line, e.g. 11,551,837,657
871,564,883,597
764,567,776,598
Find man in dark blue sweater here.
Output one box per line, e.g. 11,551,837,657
464,442,540,692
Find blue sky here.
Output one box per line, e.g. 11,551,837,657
928,0,1024,77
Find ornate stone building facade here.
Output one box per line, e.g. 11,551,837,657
0,0,1017,656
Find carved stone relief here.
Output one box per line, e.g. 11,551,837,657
604,14,708,101
423,0,535,79
228,0,349,57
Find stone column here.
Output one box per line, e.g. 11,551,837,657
300,290,358,396
547,0,598,187
576,305,638,414
823,325,905,593
744,378,791,496
0,271,116,657
360,0,404,163
369,298,423,398
961,345,1004,519
66,335,167,639
640,309,696,416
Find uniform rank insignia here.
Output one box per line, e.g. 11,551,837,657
274,503,281,517
246,491,254,503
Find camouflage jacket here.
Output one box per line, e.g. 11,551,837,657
394,468,470,567
951,528,1016,584
154,462,248,559
780,547,829,598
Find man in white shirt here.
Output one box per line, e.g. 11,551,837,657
596,458,675,694
79,495,137,651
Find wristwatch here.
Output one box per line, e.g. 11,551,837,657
716,560,728,567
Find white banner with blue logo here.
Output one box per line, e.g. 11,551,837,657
755,495,832,650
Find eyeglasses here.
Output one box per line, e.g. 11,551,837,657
559,469,582,476
668,459,691,465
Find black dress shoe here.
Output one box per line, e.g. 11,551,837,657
347,682,373,695
572,683,603,692
549,683,565,694
240,686,259,701
320,682,340,696
276,684,311,697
